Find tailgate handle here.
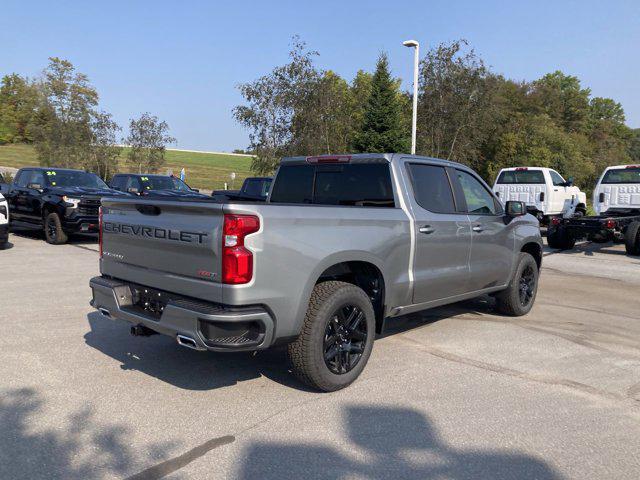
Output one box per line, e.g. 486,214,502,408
135,204,161,216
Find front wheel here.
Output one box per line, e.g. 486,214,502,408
495,252,539,316
287,281,375,392
44,212,69,245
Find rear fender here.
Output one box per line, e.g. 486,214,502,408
292,251,387,337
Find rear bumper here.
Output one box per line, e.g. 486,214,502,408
89,276,275,352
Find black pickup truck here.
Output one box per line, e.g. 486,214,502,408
4,167,126,244
212,177,272,201
108,173,206,198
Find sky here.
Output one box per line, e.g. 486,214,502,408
2,0,639,151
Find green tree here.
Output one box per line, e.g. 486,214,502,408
234,37,322,175
531,71,591,133
0,74,39,144
86,111,121,180
415,40,495,169
489,114,594,186
352,53,409,153
125,113,175,173
31,57,98,168
290,70,353,155
629,129,640,162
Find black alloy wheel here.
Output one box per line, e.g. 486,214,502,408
518,264,536,307
323,305,368,375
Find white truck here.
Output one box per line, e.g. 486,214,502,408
593,164,640,215
0,193,8,249
493,167,587,224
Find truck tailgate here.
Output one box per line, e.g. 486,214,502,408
495,183,546,210
100,197,224,301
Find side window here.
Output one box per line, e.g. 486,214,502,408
407,164,456,213
15,170,30,188
456,170,499,215
549,170,565,186
110,176,124,190
125,176,141,191
29,171,45,187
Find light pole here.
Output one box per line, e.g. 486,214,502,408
403,39,419,155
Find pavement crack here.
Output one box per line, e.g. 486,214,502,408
394,335,640,408
125,435,235,480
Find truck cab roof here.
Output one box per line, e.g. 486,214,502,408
280,153,466,169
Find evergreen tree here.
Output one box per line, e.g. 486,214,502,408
353,53,409,153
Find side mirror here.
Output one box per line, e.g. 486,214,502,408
566,177,574,187
127,187,140,195
505,200,526,217
28,183,43,190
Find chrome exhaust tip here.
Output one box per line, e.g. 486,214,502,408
176,334,204,351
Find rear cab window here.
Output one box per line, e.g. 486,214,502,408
270,163,395,207
601,167,640,184
497,170,545,184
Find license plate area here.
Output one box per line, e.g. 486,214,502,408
124,285,174,320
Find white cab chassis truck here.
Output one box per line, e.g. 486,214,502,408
493,167,587,224
593,165,640,215
548,165,640,255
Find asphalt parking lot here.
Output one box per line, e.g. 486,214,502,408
1,231,639,480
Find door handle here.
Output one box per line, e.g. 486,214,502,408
472,225,484,233
419,225,435,234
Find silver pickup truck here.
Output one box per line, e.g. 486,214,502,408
90,153,542,391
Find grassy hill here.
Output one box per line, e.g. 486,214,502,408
0,144,254,190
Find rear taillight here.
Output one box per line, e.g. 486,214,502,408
605,219,617,229
540,192,545,202
551,217,562,226
98,206,103,258
599,192,605,203
515,167,528,171
222,214,260,284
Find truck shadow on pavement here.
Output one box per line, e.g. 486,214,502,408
84,312,311,391
0,387,179,480
238,404,564,480
85,297,495,393
380,296,494,339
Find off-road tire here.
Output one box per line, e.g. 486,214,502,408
287,281,375,392
547,225,575,250
495,252,539,316
44,212,68,245
625,221,640,256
